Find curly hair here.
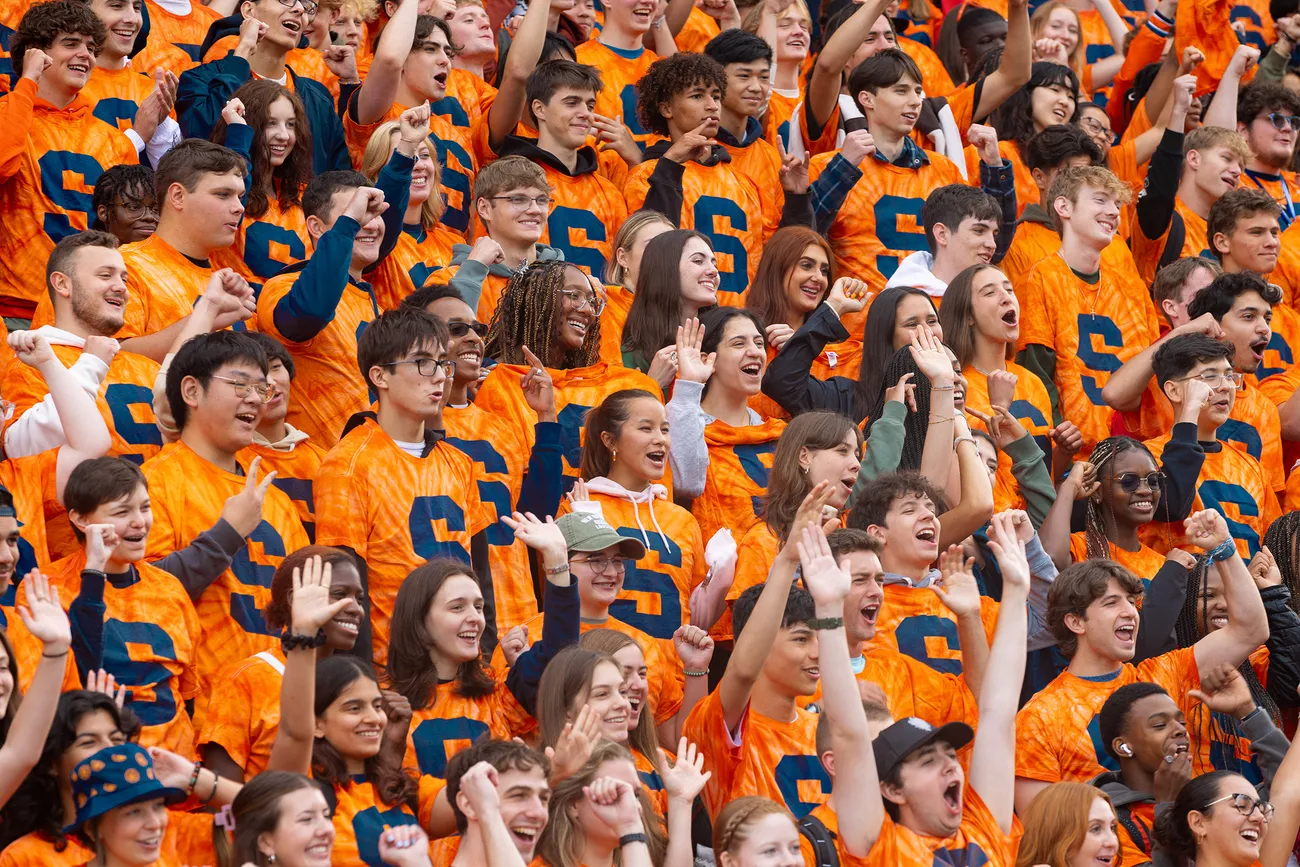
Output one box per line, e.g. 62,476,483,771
11,1,106,78
211,80,313,221
483,261,601,369
635,52,728,137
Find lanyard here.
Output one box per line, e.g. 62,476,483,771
1246,168,1297,231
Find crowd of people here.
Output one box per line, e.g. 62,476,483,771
2,0,1300,860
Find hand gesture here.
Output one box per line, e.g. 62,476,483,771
566,478,590,506
1032,37,1069,65
796,524,851,606
467,236,504,267
378,824,432,867
1226,43,1260,78
987,369,1017,411
1180,376,1212,418
1173,312,1224,341
9,331,56,368
778,139,810,194
342,186,387,225
1002,508,1034,543
221,97,247,127
662,738,711,803
884,372,916,412
1279,13,1300,40
828,277,869,317
322,44,358,82
908,325,954,387
288,555,350,636
235,17,268,57
967,123,1000,166
764,323,795,352
989,405,1029,449
83,523,120,573
519,346,556,421
1178,45,1206,75
1049,421,1083,459
675,318,716,384
583,776,643,834
1065,460,1099,501
1184,509,1230,551
499,624,529,667
381,690,413,740
987,511,1030,595
82,335,120,366
647,344,679,390
673,624,714,671
932,545,981,618
18,570,70,654
1166,548,1198,570
202,269,257,329
840,129,875,167
1188,663,1257,719
778,481,836,564
133,69,178,142
221,456,276,538
20,49,51,83
86,668,127,707
398,103,432,144
1152,739,1192,803
147,746,198,791
1248,545,1282,588
663,121,714,165
1171,73,1196,117
590,114,641,166
500,511,568,561
457,760,502,818
545,704,601,781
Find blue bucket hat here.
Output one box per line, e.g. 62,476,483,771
65,743,187,834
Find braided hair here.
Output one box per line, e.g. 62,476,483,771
1082,437,1160,561
713,796,795,860
483,261,601,369
1264,512,1300,616
863,345,932,471
1174,558,1280,774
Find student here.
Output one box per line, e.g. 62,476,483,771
1231,81,1300,232
79,0,182,166
226,771,338,866
1014,509,1269,815
1016,782,1121,867
619,230,719,384
1153,257,1224,331
476,261,663,491
714,798,806,867
990,61,1083,213
314,307,491,663
197,545,363,783
601,212,674,364
1,232,163,475
491,60,630,283
682,486,870,819
0,0,138,326
253,153,413,449
450,156,566,323
1140,333,1282,558
1015,165,1161,453
441,739,552,867
573,0,670,150
145,331,310,694
175,0,350,175
90,164,158,245
23,457,202,758
624,52,768,302
884,184,1008,298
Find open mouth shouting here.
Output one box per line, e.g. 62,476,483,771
234,410,259,432
860,600,880,629
509,823,543,853
1114,621,1136,648
1001,307,1018,329
914,523,938,553
645,448,666,472
942,781,962,817
1250,336,1269,364
432,71,449,91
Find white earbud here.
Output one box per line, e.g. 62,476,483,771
1118,744,1133,757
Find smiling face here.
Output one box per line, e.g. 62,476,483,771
722,59,771,121
1120,692,1189,772
578,660,632,741
572,542,626,610
721,813,804,867
868,491,940,570
41,32,96,94
427,296,483,387
1244,109,1296,169
60,243,129,337
535,86,597,151
606,397,672,484
891,294,942,349
1069,796,1119,867
940,215,998,271
783,243,831,317
1057,183,1120,248
1219,289,1273,373
799,429,861,509
1168,356,1238,427
1191,776,1268,865
1188,146,1244,200
495,765,551,859
860,72,922,138
968,266,1019,345
333,5,364,49
1031,81,1077,132
889,740,965,838
842,548,884,646
1078,105,1114,155
1095,448,1160,529
607,0,656,37
679,236,720,310
264,95,298,168
611,642,649,729
72,483,152,567
261,357,292,426
426,573,487,665
764,619,820,696
99,182,158,243
775,9,810,63
615,219,672,290
480,184,548,246
91,0,142,59
97,797,169,866
320,561,364,651
186,360,269,453
551,265,597,352
1194,565,1229,637
1218,213,1281,276
58,710,127,798
258,786,335,867
1068,577,1140,663
314,675,387,761
710,315,768,398
848,14,896,68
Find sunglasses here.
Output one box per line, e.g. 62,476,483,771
1115,472,1162,493
447,320,488,338
1267,112,1300,132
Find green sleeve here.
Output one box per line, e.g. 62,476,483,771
850,399,907,505
1016,345,1063,427
1003,430,1057,529
1258,44,1290,83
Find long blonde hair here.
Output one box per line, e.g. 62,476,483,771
607,210,673,290
579,630,665,775
358,121,445,231
1031,1,1085,83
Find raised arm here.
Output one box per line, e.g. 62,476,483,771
458,763,528,867
936,416,995,549
486,0,551,150
355,0,420,125
1257,687,1300,867
932,544,990,700
972,0,1032,120
661,739,712,867
1188,510,1270,672
806,0,893,132
1040,461,1098,569
1201,44,1258,129
912,327,958,491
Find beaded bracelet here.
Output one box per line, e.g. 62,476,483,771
187,761,201,797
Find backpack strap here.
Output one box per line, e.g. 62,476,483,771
797,813,840,867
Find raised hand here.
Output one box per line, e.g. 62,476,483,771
83,523,120,573
909,326,955,387
86,668,127,707
467,236,504,267
1178,45,1206,75
381,689,412,742
1048,421,1083,459
147,746,199,790
134,69,178,142
1166,548,1198,570
778,481,834,564
342,186,387,226
647,344,679,390
234,17,268,57
9,331,56,368
764,323,795,352
673,624,714,672
500,511,568,561
1226,43,1260,77
457,760,502,818
379,824,432,867
1184,509,1230,551
566,478,590,506
546,704,601,780
201,268,257,329
221,456,277,538
289,556,351,636
1065,460,1099,501
1188,663,1256,719
1248,545,1282,588
989,405,1029,449
583,776,643,834
18,570,70,654
987,511,1030,595
221,97,247,126
676,317,716,384
827,277,869,317
795,524,851,607
986,369,1017,411
589,114,641,166
82,336,120,366
933,545,981,618
1032,36,1069,65
663,121,714,164
322,44,359,83
1152,738,1192,803
778,139,810,193
519,346,556,421
20,49,51,83
884,372,916,412
499,624,529,667
398,103,432,144
662,737,711,803
967,123,1001,166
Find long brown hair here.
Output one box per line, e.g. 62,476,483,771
210,79,312,220
936,264,1011,369
578,630,664,772
579,388,662,482
760,411,862,538
745,227,834,328
483,261,601,369
1016,782,1116,867
535,645,622,749
387,559,496,708
536,741,667,867
620,229,711,367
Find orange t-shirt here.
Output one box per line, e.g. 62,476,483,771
961,360,1053,511
402,680,534,777
848,786,1015,867
196,647,285,778
693,418,786,547
873,582,1000,678
1069,534,1167,592
212,197,312,288
573,40,659,148
330,775,444,867
240,438,328,542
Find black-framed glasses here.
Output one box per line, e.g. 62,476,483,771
1268,112,1300,132
115,199,158,219
387,358,456,377
1204,792,1275,822
211,375,274,401
571,555,626,575
491,194,552,210
1177,370,1244,389
1115,472,1162,493
447,320,488,339
275,0,319,16
555,287,605,316
1078,116,1114,142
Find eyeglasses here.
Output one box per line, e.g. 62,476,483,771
571,555,626,575
1177,370,1244,389
1115,472,1162,493
115,199,158,219
1078,117,1113,141
447,320,489,339
387,358,456,377
1204,792,1275,822
491,194,552,210
211,375,274,402
275,0,319,16
1267,112,1300,132
555,287,605,316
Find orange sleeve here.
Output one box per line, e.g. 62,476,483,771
197,663,265,773
1110,19,1169,131
0,78,37,181
1176,0,1253,95
1014,699,1065,782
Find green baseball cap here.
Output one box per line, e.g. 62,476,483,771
557,511,646,560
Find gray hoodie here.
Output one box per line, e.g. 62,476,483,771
447,242,564,312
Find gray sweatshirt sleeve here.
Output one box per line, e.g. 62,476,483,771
1025,534,1059,651
666,379,709,499
153,519,248,601
1242,708,1292,796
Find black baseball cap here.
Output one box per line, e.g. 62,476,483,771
873,717,974,780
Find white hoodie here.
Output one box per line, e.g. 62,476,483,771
3,326,112,458
885,251,947,298
581,476,673,553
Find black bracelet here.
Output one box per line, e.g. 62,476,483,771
280,629,326,652
619,833,649,848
